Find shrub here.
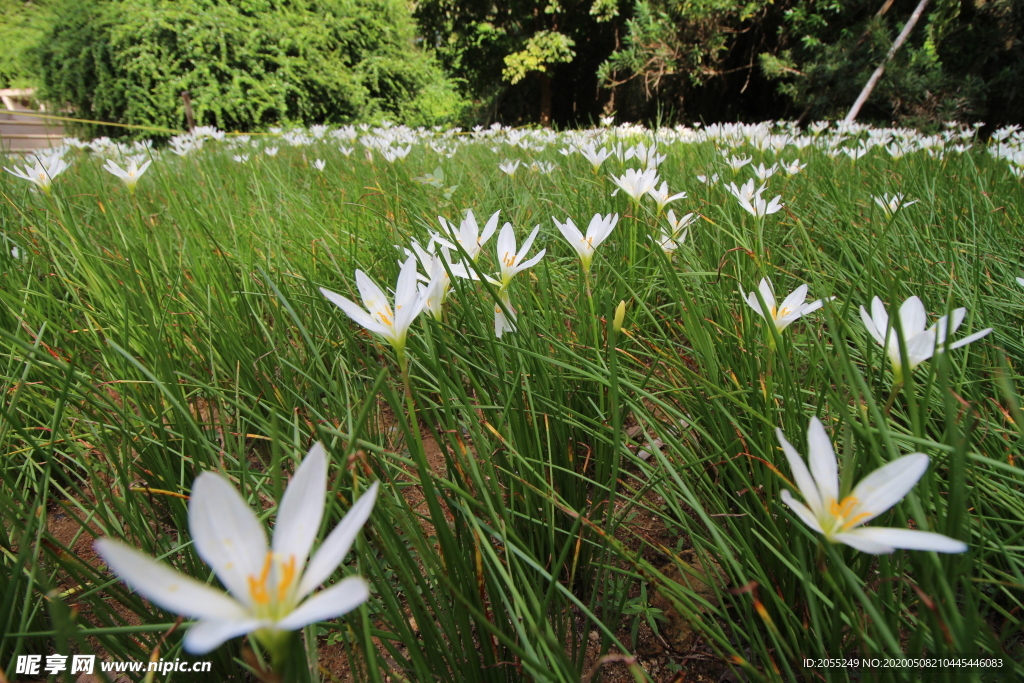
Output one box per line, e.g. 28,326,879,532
32,0,465,136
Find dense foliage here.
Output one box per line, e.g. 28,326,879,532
0,0,54,89
30,0,464,136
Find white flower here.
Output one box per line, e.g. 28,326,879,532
437,210,500,261
4,153,71,194
264,147,279,157
498,159,521,176
782,159,807,175
232,154,250,164
646,182,687,213
726,180,783,218
402,239,457,320
552,213,618,273
494,290,516,338
751,162,778,181
313,159,326,171
696,173,719,185
103,158,152,192
742,278,830,333
95,443,379,655
778,418,968,554
724,154,752,172
859,296,992,381
494,222,545,289
611,168,660,202
320,255,434,358
651,210,695,255
579,144,612,171
873,193,919,217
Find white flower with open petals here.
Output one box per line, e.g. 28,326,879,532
320,255,433,359
742,278,830,334
777,418,967,554
495,222,545,289
611,168,660,202
498,159,521,176
103,158,152,192
95,443,379,656
873,193,918,217
859,296,992,383
552,213,618,273
4,153,70,194
646,182,687,213
437,209,500,261
652,210,695,256
485,223,545,336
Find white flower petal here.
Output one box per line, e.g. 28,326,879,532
94,539,249,621
945,327,992,351
276,576,370,630
860,305,885,346
776,427,823,515
183,618,269,654
354,270,391,320
189,473,268,604
780,490,824,533
837,527,967,554
806,417,839,504
830,529,896,554
778,284,808,314
849,453,929,526
320,287,390,337
899,296,927,335
272,443,327,570
297,481,379,598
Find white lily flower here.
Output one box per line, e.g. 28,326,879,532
742,278,830,333
751,162,778,181
313,159,326,171
727,180,783,218
778,418,968,554
320,255,433,359
646,182,687,213
782,159,807,175
611,167,660,202
1017,277,1024,289
552,213,618,273
873,193,919,217
696,173,719,185
494,289,516,338
232,154,250,164
103,158,153,192
498,159,521,176
859,296,992,382
495,222,545,289
95,443,379,655
651,210,695,256
724,154,752,172
4,153,71,194
264,147,279,157
437,209,500,261
402,239,456,320
579,144,612,171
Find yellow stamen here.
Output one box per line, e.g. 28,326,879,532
248,552,274,605
829,496,872,531
277,555,296,603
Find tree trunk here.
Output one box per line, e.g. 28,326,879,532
844,0,933,123
539,72,553,128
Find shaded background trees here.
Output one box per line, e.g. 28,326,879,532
1,0,1022,132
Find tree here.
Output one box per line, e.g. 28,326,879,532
32,0,464,136
415,0,628,126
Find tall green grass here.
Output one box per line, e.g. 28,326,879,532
1,128,1022,682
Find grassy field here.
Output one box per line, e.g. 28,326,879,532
1,121,1023,682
